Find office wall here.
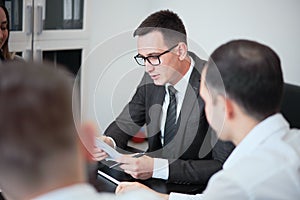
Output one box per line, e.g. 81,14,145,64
84,0,300,131
150,0,300,85
83,0,152,131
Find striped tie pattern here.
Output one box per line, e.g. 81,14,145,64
164,85,177,145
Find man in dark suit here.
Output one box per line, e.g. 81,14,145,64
94,10,234,187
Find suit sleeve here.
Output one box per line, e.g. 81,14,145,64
212,140,235,163
168,158,222,185
168,133,235,185
104,74,148,150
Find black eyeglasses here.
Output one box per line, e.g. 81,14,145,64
134,44,178,66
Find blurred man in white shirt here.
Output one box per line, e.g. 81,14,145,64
0,62,161,200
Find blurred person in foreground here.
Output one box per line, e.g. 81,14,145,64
0,62,161,200
116,40,300,199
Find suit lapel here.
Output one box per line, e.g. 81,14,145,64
147,86,165,151
148,52,206,156
171,67,201,157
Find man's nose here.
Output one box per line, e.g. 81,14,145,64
145,62,155,73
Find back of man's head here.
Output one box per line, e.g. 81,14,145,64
0,62,79,198
133,10,187,47
206,39,283,121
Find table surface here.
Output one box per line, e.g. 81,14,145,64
89,161,205,195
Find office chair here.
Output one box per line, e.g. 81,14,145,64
280,83,300,129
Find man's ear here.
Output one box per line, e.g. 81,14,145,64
224,97,235,120
78,122,97,162
177,42,188,61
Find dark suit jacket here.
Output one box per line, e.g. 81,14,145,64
104,52,234,186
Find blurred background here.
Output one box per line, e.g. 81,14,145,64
5,0,300,132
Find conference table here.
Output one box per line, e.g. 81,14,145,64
0,162,205,200
89,161,206,195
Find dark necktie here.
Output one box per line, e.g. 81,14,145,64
164,85,177,145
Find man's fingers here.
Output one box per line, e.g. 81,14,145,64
116,182,142,194
92,147,108,161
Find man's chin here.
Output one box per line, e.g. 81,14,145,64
153,79,165,86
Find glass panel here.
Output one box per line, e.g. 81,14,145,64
42,49,82,120
42,49,82,75
44,0,84,30
4,0,23,31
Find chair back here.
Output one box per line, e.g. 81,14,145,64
281,83,300,129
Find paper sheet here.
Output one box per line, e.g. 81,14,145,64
95,138,122,161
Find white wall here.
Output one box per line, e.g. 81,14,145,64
83,0,300,131
151,0,300,85
82,0,153,132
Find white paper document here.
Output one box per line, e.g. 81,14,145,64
95,138,122,161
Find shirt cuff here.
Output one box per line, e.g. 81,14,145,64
106,136,116,149
152,158,169,180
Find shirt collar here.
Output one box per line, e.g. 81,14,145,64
165,56,194,95
223,113,289,169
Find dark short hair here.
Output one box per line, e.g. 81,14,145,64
206,40,283,121
0,62,77,179
133,10,187,47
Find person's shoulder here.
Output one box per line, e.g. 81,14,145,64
189,51,206,64
223,141,299,187
282,129,300,161
262,128,300,164
188,51,206,73
11,55,26,63
283,129,300,146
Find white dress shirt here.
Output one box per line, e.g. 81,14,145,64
32,183,162,200
152,57,195,179
169,114,300,200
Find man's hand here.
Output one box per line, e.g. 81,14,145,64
92,136,114,161
117,154,154,180
116,182,169,200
